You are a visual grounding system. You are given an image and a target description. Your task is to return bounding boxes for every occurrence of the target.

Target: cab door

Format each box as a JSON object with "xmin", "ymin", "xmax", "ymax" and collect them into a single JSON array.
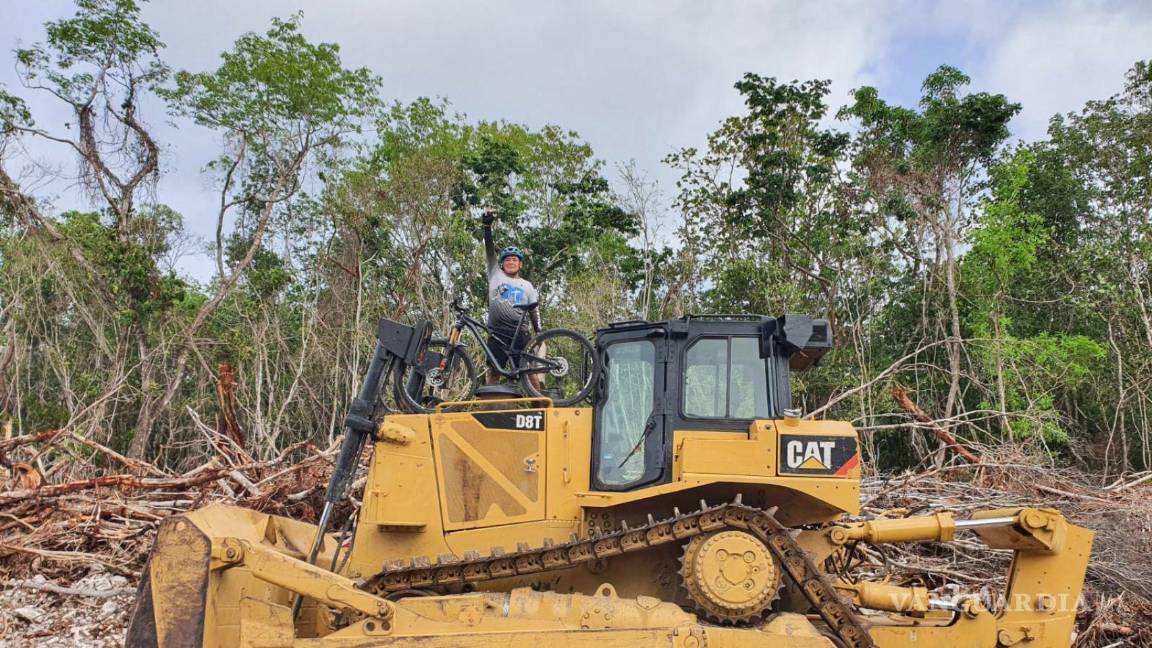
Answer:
[{"xmin": 591, "ymin": 324, "xmax": 669, "ymax": 491}]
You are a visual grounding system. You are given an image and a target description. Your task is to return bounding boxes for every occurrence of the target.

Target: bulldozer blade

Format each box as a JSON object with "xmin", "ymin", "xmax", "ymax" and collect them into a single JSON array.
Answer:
[{"xmin": 126, "ymin": 514, "xmax": 211, "ymax": 647}]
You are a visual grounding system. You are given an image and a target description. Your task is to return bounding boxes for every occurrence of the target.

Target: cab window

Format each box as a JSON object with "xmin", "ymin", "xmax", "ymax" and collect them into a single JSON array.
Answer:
[
  {"xmin": 684, "ymin": 336, "xmax": 770, "ymax": 419},
  {"xmin": 684, "ymin": 338, "xmax": 727, "ymax": 417},
  {"xmin": 596, "ymin": 340, "xmax": 655, "ymax": 487}
]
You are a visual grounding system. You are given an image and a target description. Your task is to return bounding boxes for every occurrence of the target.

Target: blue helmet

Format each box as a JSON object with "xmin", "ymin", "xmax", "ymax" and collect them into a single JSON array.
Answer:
[{"xmin": 500, "ymin": 246, "xmax": 524, "ymax": 263}]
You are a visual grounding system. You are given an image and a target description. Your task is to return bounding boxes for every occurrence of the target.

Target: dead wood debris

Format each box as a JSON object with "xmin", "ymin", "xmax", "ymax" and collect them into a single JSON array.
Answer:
[
  {"xmin": 860, "ymin": 457, "xmax": 1152, "ymax": 647},
  {"xmin": 1, "ymin": 430, "xmax": 340, "ymax": 582}
]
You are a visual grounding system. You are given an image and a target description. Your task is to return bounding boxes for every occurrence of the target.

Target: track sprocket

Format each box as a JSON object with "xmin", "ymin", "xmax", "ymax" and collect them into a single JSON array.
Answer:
[{"xmin": 680, "ymin": 529, "xmax": 782, "ymax": 624}]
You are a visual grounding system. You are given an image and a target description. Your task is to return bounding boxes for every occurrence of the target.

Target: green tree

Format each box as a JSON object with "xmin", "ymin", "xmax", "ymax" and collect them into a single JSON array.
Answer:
[
  {"xmin": 333, "ymin": 98, "xmax": 637, "ymax": 328},
  {"xmin": 666, "ymin": 75, "xmax": 868, "ymax": 323},
  {"xmin": 0, "ymin": 0, "xmax": 187, "ymax": 448},
  {"xmin": 1038, "ymin": 61, "xmax": 1152, "ymax": 472},
  {"xmin": 841, "ymin": 65, "xmax": 1020, "ymax": 420},
  {"xmin": 124, "ymin": 13, "xmax": 382, "ymax": 456},
  {"xmin": 3, "ymin": 0, "xmax": 166, "ymax": 237},
  {"xmin": 962, "ymin": 148, "xmax": 1104, "ymax": 442}
]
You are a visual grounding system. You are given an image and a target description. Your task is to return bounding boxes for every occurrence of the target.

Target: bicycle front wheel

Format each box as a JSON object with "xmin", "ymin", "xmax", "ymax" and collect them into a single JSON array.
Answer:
[
  {"xmin": 518, "ymin": 328, "xmax": 599, "ymax": 406},
  {"xmin": 394, "ymin": 340, "xmax": 479, "ymax": 414}
]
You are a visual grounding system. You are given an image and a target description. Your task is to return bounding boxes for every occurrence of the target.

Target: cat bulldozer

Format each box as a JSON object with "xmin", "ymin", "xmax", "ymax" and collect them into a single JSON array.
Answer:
[{"xmin": 126, "ymin": 314, "xmax": 1094, "ymax": 648}]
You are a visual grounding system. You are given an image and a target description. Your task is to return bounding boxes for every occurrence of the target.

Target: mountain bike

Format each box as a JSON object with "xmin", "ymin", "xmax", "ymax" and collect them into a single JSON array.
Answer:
[{"xmin": 394, "ymin": 300, "xmax": 599, "ymax": 413}]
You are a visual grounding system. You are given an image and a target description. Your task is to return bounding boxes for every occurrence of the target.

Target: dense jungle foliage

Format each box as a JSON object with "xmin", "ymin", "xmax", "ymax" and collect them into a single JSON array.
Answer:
[{"xmin": 2, "ymin": 0, "xmax": 1151, "ymax": 475}]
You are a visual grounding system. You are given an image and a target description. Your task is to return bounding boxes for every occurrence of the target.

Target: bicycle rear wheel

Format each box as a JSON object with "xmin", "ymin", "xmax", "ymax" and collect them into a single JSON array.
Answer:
[
  {"xmin": 518, "ymin": 328, "xmax": 599, "ymax": 406},
  {"xmin": 394, "ymin": 339, "xmax": 479, "ymax": 414}
]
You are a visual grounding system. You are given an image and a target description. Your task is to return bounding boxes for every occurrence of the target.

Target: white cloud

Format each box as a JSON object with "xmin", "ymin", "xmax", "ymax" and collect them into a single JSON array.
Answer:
[
  {"xmin": 12, "ymin": 1, "xmax": 1146, "ymax": 278},
  {"xmin": 144, "ymin": 0, "xmax": 894, "ymax": 176},
  {"xmin": 3, "ymin": 1, "xmax": 900, "ymax": 279},
  {"xmin": 979, "ymin": 1, "xmax": 1152, "ymax": 139}
]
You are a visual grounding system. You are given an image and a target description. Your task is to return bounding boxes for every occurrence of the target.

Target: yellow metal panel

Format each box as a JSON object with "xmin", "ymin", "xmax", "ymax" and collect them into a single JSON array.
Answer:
[
  {"xmin": 438, "ymin": 432, "xmax": 530, "ymax": 518},
  {"xmin": 144, "ymin": 505, "xmax": 343, "ymax": 648},
  {"xmin": 675, "ymin": 430, "xmax": 773, "ymax": 479},
  {"xmin": 544, "ymin": 407, "xmax": 594, "ymax": 523},
  {"xmin": 347, "ymin": 414, "xmax": 453, "ymax": 579},
  {"xmin": 240, "ymin": 588, "xmax": 839, "ymax": 647},
  {"xmin": 146, "ymin": 517, "xmax": 212, "ymax": 647},
  {"xmin": 774, "ymin": 418, "xmax": 862, "ymax": 478},
  {"xmin": 709, "ymin": 613, "xmax": 834, "ymax": 647},
  {"xmin": 365, "ymin": 452, "xmax": 436, "ymax": 530},
  {"xmin": 431, "ymin": 410, "xmax": 545, "ymax": 531},
  {"xmin": 237, "ymin": 598, "xmax": 295, "ymax": 647},
  {"xmin": 774, "ymin": 419, "xmax": 860, "ymax": 437},
  {"xmin": 444, "ymin": 519, "xmax": 582, "ymax": 558},
  {"xmin": 867, "ymin": 613, "xmax": 998, "ymax": 646},
  {"xmin": 997, "ymin": 523, "xmax": 1093, "ymax": 647}
]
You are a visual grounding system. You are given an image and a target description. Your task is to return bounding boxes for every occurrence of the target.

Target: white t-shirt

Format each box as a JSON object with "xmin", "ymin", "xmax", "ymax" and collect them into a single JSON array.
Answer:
[{"xmin": 484, "ymin": 226, "xmax": 540, "ymax": 336}]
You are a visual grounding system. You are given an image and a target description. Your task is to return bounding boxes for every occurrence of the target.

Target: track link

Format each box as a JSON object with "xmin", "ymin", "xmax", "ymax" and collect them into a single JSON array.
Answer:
[{"xmin": 361, "ymin": 497, "xmax": 874, "ymax": 648}]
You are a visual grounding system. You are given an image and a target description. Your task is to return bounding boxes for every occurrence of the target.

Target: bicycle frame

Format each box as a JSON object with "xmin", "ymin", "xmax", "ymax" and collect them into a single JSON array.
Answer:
[{"xmin": 442, "ymin": 307, "xmax": 557, "ymax": 380}]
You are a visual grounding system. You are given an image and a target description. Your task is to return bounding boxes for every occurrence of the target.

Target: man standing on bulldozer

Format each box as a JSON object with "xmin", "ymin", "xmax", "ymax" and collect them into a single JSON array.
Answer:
[{"xmin": 483, "ymin": 208, "xmax": 542, "ymax": 387}]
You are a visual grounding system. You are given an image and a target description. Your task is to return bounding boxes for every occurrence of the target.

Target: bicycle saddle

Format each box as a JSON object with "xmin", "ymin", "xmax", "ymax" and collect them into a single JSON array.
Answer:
[{"xmin": 513, "ymin": 302, "xmax": 539, "ymax": 311}]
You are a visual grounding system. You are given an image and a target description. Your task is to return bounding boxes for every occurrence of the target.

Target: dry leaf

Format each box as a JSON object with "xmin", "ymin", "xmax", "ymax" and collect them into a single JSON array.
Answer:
[{"xmin": 13, "ymin": 463, "xmax": 43, "ymax": 490}]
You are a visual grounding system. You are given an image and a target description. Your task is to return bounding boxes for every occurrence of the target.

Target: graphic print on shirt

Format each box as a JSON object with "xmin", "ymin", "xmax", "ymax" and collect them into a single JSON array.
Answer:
[{"xmin": 500, "ymin": 284, "xmax": 527, "ymax": 305}]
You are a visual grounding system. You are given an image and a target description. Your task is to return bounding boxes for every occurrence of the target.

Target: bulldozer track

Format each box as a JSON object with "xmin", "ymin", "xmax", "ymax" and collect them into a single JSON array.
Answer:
[{"xmin": 361, "ymin": 498, "xmax": 875, "ymax": 648}]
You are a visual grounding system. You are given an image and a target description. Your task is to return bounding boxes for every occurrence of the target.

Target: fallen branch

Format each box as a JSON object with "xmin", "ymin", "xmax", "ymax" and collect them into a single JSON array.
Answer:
[
  {"xmin": 1107, "ymin": 471, "xmax": 1152, "ymax": 492},
  {"xmin": 0, "ymin": 468, "xmax": 230, "ymax": 506},
  {"xmin": 1035, "ymin": 484, "xmax": 1115, "ymax": 504},
  {"xmin": 64, "ymin": 432, "xmax": 167, "ymax": 477},
  {"xmin": 0, "ymin": 429, "xmax": 65, "ymax": 454},
  {"xmin": 891, "ymin": 384, "xmax": 981, "ymax": 464},
  {"xmin": 0, "ymin": 427, "xmax": 341, "ymax": 581},
  {"xmin": 0, "ymin": 543, "xmax": 136, "ymax": 575},
  {"xmin": 13, "ymin": 579, "xmax": 135, "ymax": 599}
]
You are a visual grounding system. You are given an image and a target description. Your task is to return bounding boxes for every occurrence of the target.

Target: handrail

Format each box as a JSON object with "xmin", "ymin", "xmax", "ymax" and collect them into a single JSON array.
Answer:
[
  {"xmin": 434, "ymin": 395, "xmax": 555, "ymax": 412},
  {"xmin": 606, "ymin": 319, "xmax": 651, "ymax": 328},
  {"xmin": 684, "ymin": 313, "xmax": 762, "ymax": 321}
]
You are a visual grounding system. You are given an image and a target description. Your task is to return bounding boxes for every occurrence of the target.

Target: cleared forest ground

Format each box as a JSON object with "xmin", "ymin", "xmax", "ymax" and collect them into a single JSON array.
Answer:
[{"xmin": 1, "ymin": 433, "xmax": 1148, "ymax": 647}]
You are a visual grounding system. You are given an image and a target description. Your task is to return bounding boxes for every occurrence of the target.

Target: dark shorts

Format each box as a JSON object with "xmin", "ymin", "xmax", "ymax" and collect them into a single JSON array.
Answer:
[{"xmin": 488, "ymin": 328, "xmax": 530, "ymax": 369}]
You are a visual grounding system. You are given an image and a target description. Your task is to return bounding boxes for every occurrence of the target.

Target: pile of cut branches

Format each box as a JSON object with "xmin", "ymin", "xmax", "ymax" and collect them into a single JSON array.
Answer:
[
  {"xmin": 860, "ymin": 455, "xmax": 1152, "ymax": 647},
  {"xmin": 0, "ymin": 429, "xmax": 339, "ymax": 579}
]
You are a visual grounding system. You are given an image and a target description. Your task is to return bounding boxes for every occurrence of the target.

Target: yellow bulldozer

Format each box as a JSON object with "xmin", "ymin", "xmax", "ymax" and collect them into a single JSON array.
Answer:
[{"xmin": 125, "ymin": 314, "xmax": 1093, "ymax": 648}]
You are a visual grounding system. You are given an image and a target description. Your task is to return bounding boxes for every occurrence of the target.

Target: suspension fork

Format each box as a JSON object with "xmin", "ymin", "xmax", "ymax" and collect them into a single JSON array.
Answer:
[{"xmin": 438, "ymin": 325, "xmax": 464, "ymax": 370}]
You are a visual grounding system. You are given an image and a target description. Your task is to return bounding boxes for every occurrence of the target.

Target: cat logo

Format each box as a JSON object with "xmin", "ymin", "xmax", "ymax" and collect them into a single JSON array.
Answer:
[
  {"xmin": 779, "ymin": 434, "xmax": 859, "ymax": 476},
  {"xmin": 786, "ymin": 440, "xmax": 835, "ymax": 470}
]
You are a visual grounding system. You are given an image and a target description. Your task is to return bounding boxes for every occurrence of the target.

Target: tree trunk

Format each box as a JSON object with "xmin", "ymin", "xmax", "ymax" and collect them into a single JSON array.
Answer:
[
  {"xmin": 127, "ymin": 165, "xmax": 297, "ymax": 458},
  {"xmin": 215, "ymin": 362, "xmax": 244, "ymax": 451},
  {"xmin": 992, "ymin": 300, "xmax": 1011, "ymax": 439},
  {"xmin": 942, "ymin": 215, "xmax": 963, "ymax": 420}
]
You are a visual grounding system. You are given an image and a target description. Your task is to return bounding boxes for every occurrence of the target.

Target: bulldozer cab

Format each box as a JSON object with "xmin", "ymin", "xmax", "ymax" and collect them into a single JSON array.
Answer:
[{"xmin": 591, "ymin": 314, "xmax": 831, "ymax": 492}]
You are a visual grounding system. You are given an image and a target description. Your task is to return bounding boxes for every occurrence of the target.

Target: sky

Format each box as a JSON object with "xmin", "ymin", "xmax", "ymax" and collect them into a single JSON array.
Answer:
[{"xmin": 2, "ymin": 0, "xmax": 1150, "ymax": 280}]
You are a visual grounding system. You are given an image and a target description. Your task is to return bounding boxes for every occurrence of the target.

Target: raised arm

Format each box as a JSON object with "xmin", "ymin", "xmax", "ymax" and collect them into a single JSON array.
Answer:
[{"xmin": 482, "ymin": 209, "xmax": 498, "ymax": 273}]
